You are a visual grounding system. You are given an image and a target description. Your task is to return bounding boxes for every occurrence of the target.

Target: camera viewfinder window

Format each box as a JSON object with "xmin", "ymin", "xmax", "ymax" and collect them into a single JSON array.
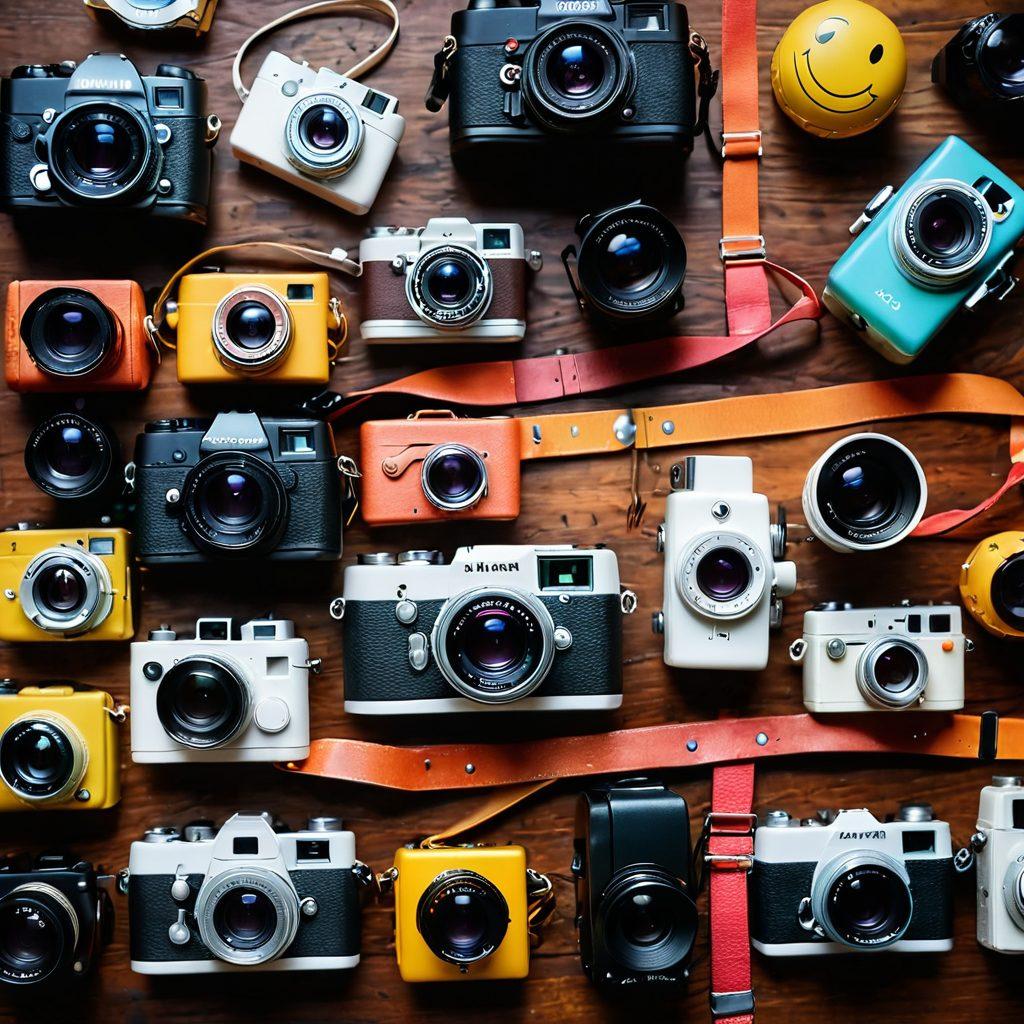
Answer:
[
  {"xmin": 362, "ymin": 90, "xmax": 390, "ymax": 115},
  {"xmin": 902, "ymin": 830, "xmax": 936, "ymax": 855},
  {"xmin": 286, "ymin": 284, "xmax": 315, "ymax": 302},
  {"xmin": 483, "ymin": 228, "xmax": 511, "ymax": 250},
  {"xmin": 233, "ymin": 836, "xmax": 259, "ymax": 855},
  {"xmin": 88, "ymin": 537, "xmax": 115, "ymax": 555},
  {"xmin": 282, "ymin": 430, "xmax": 314, "ymax": 454},
  {"xmin": 538, "ymin": 556, "xmax": 593, "ymax": 592},
  {"xmin": 155, "ymin": 87, "xmax": 184, "ymax": 109}
]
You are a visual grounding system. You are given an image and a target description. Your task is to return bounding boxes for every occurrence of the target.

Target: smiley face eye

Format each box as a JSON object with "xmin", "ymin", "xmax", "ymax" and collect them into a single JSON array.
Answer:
[
  {"xmin": 870, "ymin": 43, "xmax": 884, "ymax": 63},
  {"xmin": 814, "ymin": 17, "xmax": 847, "ymax": 44}
]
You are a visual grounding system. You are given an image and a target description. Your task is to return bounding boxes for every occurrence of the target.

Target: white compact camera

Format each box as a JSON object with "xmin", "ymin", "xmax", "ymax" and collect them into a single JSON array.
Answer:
[
  {"xmin": 127, "ymin": 812, "xmax": 364, "ymax": 974},
  {"xmin": 971, "ymin": 776, "xmax": 1024, "ymax": 954},
  {"xmin": 790, "ymin": 602, "xmax": 969, "ymax": 713},
  {"xmin": 653, "ymin": 456, "xmax": 796, "ymax": 670},
  {"xmin": 129, "ymin": 617, "xmax": 316, "ymax": 763},
  {"xmin": 230, "ymin": 51, "xmax": 405, "ymax": 215}
]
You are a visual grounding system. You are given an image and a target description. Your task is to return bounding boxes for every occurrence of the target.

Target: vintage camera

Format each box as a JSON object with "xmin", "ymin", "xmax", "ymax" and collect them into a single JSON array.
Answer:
[
  {"xmin": 359, "ymin": 411, "xmax": 520, "ymax": 526},
  {"xmin": 130, "ymin": 617, "xmax": 315, "ymax": 764},
  {"xmin": 653, "ymin": 456, "xmax": 796, "ymax": 671},
  {"xmin": 960, "ymin": 530, "xmax": 1024, "ymax": 639},
  {"xmin": 823, "ymin": 136, "xmax": 1024, "ymax": 364},
  {"xmin": 84, "ymin": 0, "xmax": 219, "ymax": 34},
  {"xmin": 428, "ymin": 0, "xmax": 700, "ymax": 171},
  {"xmin": 972, "ymin": 776, "xmax": 1024, "ymax": 953},
  {"xmin": 358, "ymin": 218, "xmax": 541, "ymax": 343},
  {"xmin": 127, "ymin": 812, "xmax": 363, "ymax": 974},
  {"xmin": 0, "ymin": 525, "xmax": 134, "ymax": 642},
  {"xmin": 803, "ymin": 433, "xmax": 927, "ymax": 554},
  {"xmin": 790, "ymin": 602, "xmax": 968, "ymax": 713},
  {"xmin": 392, "ymin": 844, "xmax": 534, "ymax": 981},
  {"xmin": 562, "ymin": 201, "xmax": 686, "ymax": 327},
  {"xmin": 751, "ymin": 803, "xmax": 955, "ymax": 956},
  {"xmin": 0, "ymin": 682, "xmax": 120, "ymax": 810},
  {"xmin": 573, "ymin": 778, "xmax": 697, "ymax": 987},
  {"xmin": 169, "ymin": 272, "xmax": 340, "ymax": 385},
  {"xmin": 933, "ymin": 14, "xmax": 1024, "ymax": 111},
  {"xmin": 25, "ymin": 411, "xmax": 121, "ymax": 507},
  {"xmin": 5, "ymin": 280, "xmax": 152, "ymax": 393},
  {"xmin": 130, "ymin": 412, "xmax": 342, "ymax": 565},
  {"xmin": 0, "ymin": 853, "xmax": 112, "ymax": 986},
  {"xmin": 0, "ymin": 53, "xmax": 217, "ymax": 225},
  {"xmin": 230, "ymin": 51, "xmax": 404, "ymax": 216},
  {"xmin": 337, "ymin": 544, "xmax": 633, "ymax": 714}
]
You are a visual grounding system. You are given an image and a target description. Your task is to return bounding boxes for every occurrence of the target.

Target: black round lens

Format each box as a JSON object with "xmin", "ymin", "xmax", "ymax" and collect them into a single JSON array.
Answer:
[
  {"xmin": 462, "ymin": 608, "xmax": 528, "ymax": 673},
  {"xmin": 156, "ymin": 659, "xmax": 249, "ymax": 748},
  {"xmin": 68, "ymin": 117, "xmax": 133, "ymax": 178},
  {"xmin": 417, "ymin": 872, "xmax": 509, "ymax": 965},
  {"xmin": 0, "ymin": 720, "xmax": 75, "ymax": 798},
  {"xmin": 435, "ymin": 891, "xmax": 488, "ymax": 953},
  {"xmin": 620, "ymin": 892, "xmax": 671, "ymax": 946},
  {"xmin": 203, "ymin": 470, "xmax": 263, "ymax": 526},
  {"xmin": 45, "ymin": 304, "xmax": 101, "ymax": 358},
  {"xmin": 225, "ymin": 301, "xmax": 277, "ymax": 351},
  {"xmin": 991, "ymin": 552, "xmax": 1024, "ymax": 629},
  {"xmin": 23, "ymin": 289, "xmax": 116, "ymax": 379},
  {"xmin": 34, "ymin": 565, "xmax": 86, "ymax": 615},
  {"xmin": 425, "ymin": 260, "xmax": 473, "ymax": 307},
  {"xmin": 833, "ymin": 456, "xmax": 897, "ymax": 525},
  {"xmin": 213, "ymin": 889, "xmax": 277, "ymax": 951},
  {"xmin": 425, "ymin": 451, "xmax": 483, "ymax": 504},
  {"xmin": 917, "ymin": 195, "xmax": 970, "ymax": 256},
  {"xmin": 828, "ymin": 865, "xmax": 912, "ymax": 946},
  {"xmin": 299, "ymin": 105, "xmax": 349, "ymax": 152},
  {"xmin": 546, "ymin": 39, "xmax": 606, "ymax": 97},
  {"xmin": 598, "ymin": 224, "xmax": 664, "ymax": 294},
  {"xmin": 42, "ymin": 425, "xmax": 96, "ymax": 479},
  {"xmin": 872, "ymin": 644, "xmax": 919, "ymax": 694},
  {"xmin": 26, "ymin": 414, "xmax": 115, "ymax": 503},
  {"xmin": 0, "ymin": 901, "xmax": 62, "ymax": 981},
  {"xmin": 982, "ymin": 15, "xmax": 1024, "ymax": 87},
  {"xmin": 696, "ymin": 547, "xmax": 751, "ymax": 601}
]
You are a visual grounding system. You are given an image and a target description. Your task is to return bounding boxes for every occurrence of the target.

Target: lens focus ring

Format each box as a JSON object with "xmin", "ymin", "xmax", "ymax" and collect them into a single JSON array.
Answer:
[
  {"xmin": 420, "ymin": 444, "xmax": 488, "ymax": 512},
  {"xmin": 677, "ymin": 531, "xmax": 767, "ymax": 620},
  {"xmin": 212, "ymin": 286, "xmax": 293, "ymax": 373},
  {"xmin": 415, "ymin": 869, "xmax": 510, "ymax": 966},
  {"xmin": 856, "ymin": 637, "xmax": 928, "ymax": 709}
]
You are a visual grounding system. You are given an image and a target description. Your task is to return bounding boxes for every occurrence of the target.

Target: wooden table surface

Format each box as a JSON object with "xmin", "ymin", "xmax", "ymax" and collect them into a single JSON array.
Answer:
[{"xmin": 2, "ymin": 0, "xmax": 1024, "ymax": 1020}]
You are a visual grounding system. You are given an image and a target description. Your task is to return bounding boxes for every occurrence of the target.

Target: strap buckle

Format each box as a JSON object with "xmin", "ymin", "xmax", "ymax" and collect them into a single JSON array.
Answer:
[
  {"xmin": 720, "ymin": 129, "xmax": 762, "ymax": 159},
  {"xmin": 719, "ymin": 234, "xmax": 767, "ymax": 263},
  {"xmin": 695, "ymin": 812, "xmax": 756, "ymax": 890},
  {"xmin": 711, "ymin": 990, "xmax": 756, "ymax": 1020}
]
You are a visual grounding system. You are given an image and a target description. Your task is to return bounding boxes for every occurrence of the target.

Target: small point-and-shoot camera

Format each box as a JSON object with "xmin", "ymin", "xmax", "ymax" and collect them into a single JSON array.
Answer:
[{"xmin": 973, "ymin": 775, "xmax": 1024, "ymax": 953}]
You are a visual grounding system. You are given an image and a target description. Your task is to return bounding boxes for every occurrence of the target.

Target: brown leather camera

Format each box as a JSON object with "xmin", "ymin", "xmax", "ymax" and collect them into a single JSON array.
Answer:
[
  {"xmin": 359, "ymin": 411, "xmax": 522, "ymax": 525},
  {"xmin": 5, "ymin": 280, "xmax": 153, "ymax": 393}
]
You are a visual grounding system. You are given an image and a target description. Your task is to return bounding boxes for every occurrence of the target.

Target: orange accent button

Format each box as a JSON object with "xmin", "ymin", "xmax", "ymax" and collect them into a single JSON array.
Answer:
[{"xmin": 942, "ymin": 640, "xmax": 955, "ymax": 652}]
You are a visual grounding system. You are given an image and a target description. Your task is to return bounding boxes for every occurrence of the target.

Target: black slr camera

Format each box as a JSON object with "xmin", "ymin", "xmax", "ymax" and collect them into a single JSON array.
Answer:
[
  {"xmin": 130, "ymin": 411, "xmax": 342, "ymax": 565},
  {"xmin": 573, "ymin": 778, "xmax": 698, "ymax": 987},
  {"xmin": 0, "ymin": 853, "xmax": 112, "ymax": 988},
  {"xmin": 933, "ymin": 13, "xmax": 1024, "ymax": 111},
  {"xmin": 0, "ymin": 52, "xmax": 218, "ymax": 225},
  {"xmin": 427, "ymin": 0, "xmax": 710, "ymax": 172}
]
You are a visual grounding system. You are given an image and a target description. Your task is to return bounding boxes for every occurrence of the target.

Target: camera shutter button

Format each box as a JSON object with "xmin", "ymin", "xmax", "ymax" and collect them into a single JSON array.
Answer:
[
  {"xmin": 255, "ymin": 698, "xmax": 290, "ymax": 733},
  {"xmin": 395, "ymin": 599, "xmax": 418, "ymax": 625}
]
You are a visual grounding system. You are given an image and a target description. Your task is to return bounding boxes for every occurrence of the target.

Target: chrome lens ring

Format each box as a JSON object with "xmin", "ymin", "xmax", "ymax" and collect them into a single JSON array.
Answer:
[
  {"xmin": 103, "ymin": 0, "xmax": 203, "ymax": 30},
  {"xmin": 1002, "ymin": 858, "xmax": 1024, "ymax": 929},
  {"xmin": 155, "ymin": 653, "xmax": 253, "ymax": 749},
  {"xmin": 195, "ymin": 866, "xmax": 299, "ymax": 966},
  {"xmin": 0, "ymin": 712, "xmax": 88, "ymax": 805},
  {"xmin": 0, "ymin": 883, "xmax": 79, "ymax": 985},
  {"xmin": 18, "ymin": 545, "xmax": 113, "ymax": 636},
  {"xmin": 420, "ymin": 444, "xmax": 489, "ymax": 512},
  {"xmin": 284, "ymin": 93, "xmax": 363, "ymax": 179},
  {"xmin": 856, "ymin": 637, "xmax": 929, "ymax": 709},
  {"xmin": 212, "ymin": 286, "xmax": 294, "ymax": 374},
  {"xmin": 677, "ymin": 531, "xmax": 767, "ymax": 620},
  {"xmin": 406, "ymin": 245, "xmax": 493, "ymax": 330}
]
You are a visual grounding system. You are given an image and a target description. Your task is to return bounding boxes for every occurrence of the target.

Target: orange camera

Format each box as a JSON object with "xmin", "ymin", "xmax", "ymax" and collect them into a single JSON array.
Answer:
[
  {"xmin": 5, "ymin": 280, "xmax": 153, "ymax": 393},
  {"xmin": 359, "ymin": 411, "xmax": 521, "ymax": 526}
]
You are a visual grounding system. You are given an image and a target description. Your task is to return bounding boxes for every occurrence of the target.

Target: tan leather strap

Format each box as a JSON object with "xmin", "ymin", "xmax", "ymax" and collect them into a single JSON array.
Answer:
[
  {"xmin": 281, "ymin": 710, "xmax": 1013, "ymax": 791},
  {"xmin": 421, "ymin": 781, "xmax": 554, "ymax": 848},
  {"xmin": 232, "ymin": 0, "xmax": 400, "ymax": 102}
]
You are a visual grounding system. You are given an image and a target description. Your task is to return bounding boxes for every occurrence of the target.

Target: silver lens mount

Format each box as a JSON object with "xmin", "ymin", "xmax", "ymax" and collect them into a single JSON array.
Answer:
[
  {"xmin": 284, "ymin": 93, "xmax": 363, "ymax": 179},
  {"xmin": 420, "ymin": 444, "xmax": 489, "ymax": 512},
  {"xmin": 856, "ymin": 637, "xmax": 928, "ymax": 709},
  {"xmin": 211, "ymin": 285, "xmax": 293, "ymax": 374},
  {"xmin": 406, "ymin": 245, "xmax": 493, "ymax": 330},
  {"xmin": 677, "ymin": 531, "xmax": 767, "ymax": 620},
  {"xmin": 18, "ymin": 545, "xmax": 113, "ymax": 636}
]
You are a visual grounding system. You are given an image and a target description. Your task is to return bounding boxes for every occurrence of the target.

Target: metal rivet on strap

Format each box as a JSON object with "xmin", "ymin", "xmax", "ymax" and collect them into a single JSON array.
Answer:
[
  {"xmin": 755, "ymin": 732, "xmax": 769, "ymax": 746},
  {"xmin": 662, "ymin": 420, "xmax": 675, "ymax": 435},
  {"xmin": 465, "ymin": 763, "xmax": 476, "ymax": 775},
  {"xmin": 686, "ymin": 739, "xmax": 698, "ymax": 752}
]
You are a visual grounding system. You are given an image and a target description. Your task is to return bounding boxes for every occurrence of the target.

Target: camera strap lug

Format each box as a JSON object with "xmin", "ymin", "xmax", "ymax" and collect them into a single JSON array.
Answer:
[
  {"xmin": 690, "ymin": 31, "xmax": 719, "ymax": 138},
  {"xmin": 327, "ymin": 296, "xmax": 349, "ymax": 363},
  {"xmin": 559, "ymin": 245, "xmax": 586, "ymax": 313},
  {"xmin": 116, "ymin": 868, "xmax": 130, "ymax": 896},
  {"xmin": 122, "ymin": 462, "xmax": 137, "ymax": 497},
  {"xmin": 337, "ymin": 455, "xmax": 362, "ymax": 527},
  {"xmin": 329, "ymin": 597, "xmax": 345, "ymax": 621},
  {"xmin": 425, "ymin": 35, "xmax": 458, "ymax": 112},
  {"xmin": 104, "ymin": 704, "xmax": 130, "ymax": 724},
  {"xmin": 965, "ymin": 250, "xmax": 1019, "ymax": 312},
  {"xmin": 526, "ymin": 869, "xmax": 556, "ymax": 948},
  {"xmin": 205, "ymin": 114, "xmax": 221, "ymax": 146}
]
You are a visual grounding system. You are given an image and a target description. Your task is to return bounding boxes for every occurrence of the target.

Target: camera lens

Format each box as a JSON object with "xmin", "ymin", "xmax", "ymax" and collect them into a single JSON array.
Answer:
[
  {"xmin": 858, "ymin": 638, "xmax": 927, "ymax": 709},
  {"xmin": 69, "ymin": 117, "xmax": 132, "ymax": 179},
  {"xmin": 820, "ymin": 861, "xmax": 913, "ymax": 948},
  {"xmin": 22, "ymin": 289, "xmax": 118, "ymax": 378},
  {"xmin": 695, "ymin": 547, "xmax": 751, "ymax": 602},
  {"xmin": 992, "ymin": 552, "xmax": 1024, "ymax": 630},
  {"xmin": 416, "ymin": 870, "xmax": 509, "ymax": 966},
  {"xmin": 546, "ymin": 39, "xmax": 606, "ymax": 98},
  {"xmin": 156, "ymin": 657, "xmax": 251, "ymax": 748},
  {"xmin": 421, "ymin": 444, "xmax": 488, "ymax": 512},
  {"xmin": 212, "ymin": 286, "xmax": 292, "ymax": 373},
  {"xmin": 435, "ymin": 590, "xmax": 554, "ymax": 703},
  {"xmin": 19, "ymin": 547, "xmax": 113, "ymax": 637},
  {"xmin": 26, "ymin": 413, "xmax": 117, "ymax": 503},
  {"xmin": 285, "ymin": 93, "xmax": 362, "ymax": 179},
  {"xmin": 425, "ymin": 260, "xmax": 473, "ymax": 307},
  {"xmin": 213, "ymin": 888, "xmax": 278, "ymax": 951},
  {"xmin": 804, "ymin": 434, "xmax": 927, "ymax": 553},
  {"xmin": 598, "ymin": 225, "xmax": 663, "ymax": 294},
  {"xmin": 0, "ymin": 888, "xmax": 76, "ymax": 985},
  {"xmin": 896, "ymin": 182, "xmax": 990, "ymax": 283},
  {"xmin": 226, "ymin": 302, "xmax": 277, "ymax": 351},
  {"xmin": 916, "ymin": 194, "xmax": 971, "ymax": 257},
  {"xmin": 204, "ymin": 470, "xmax": 262, "ymax": 524},
  {"xmin": 35, "ymin": 565, "xmax": 85, "ymax": 614},
  {"xmin": 299, "ymin": 104, "xmax": 349, "ymax": 152},
  {"xmin": 408, "ymin": 246, "xmax": 492, "ymax": 329},
  {"xmin": 981, "ymin": 15, "xmax": 1024, "ymax": 92},
  {"xmin": 0, "ymin": 716, "xmax": 85, "ymax": 804}
]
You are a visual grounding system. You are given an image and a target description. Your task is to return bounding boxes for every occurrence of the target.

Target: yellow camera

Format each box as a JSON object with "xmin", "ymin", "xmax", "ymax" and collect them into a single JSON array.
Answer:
[
  {"xmin": 0, "ymin": 526, "xmax": 135, "ymax": 642},
  {"xmin": 392, "ymin": 845, "xmax": 532, "ymax": 982},
  {"xmin": 960, "ymin": 531, "xmax": 1024, "ymax": 639},
  {"xmin": 0, "ymin": 683, "xmax": 121, "ymax": 810},
  {"xmin": 169, "ymin": 272, "xmax": 340, "ymax": 385}
]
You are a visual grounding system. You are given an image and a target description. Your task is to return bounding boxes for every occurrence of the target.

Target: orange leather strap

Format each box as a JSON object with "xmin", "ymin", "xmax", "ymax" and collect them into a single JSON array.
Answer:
[{"xmin": 281, "ymin": 710, "xmax": 1015, "ymax": 791}]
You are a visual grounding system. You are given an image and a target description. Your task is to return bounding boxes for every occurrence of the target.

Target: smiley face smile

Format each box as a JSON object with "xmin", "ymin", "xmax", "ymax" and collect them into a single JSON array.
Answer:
[{"xmin": 794, "ymin": 49, "xmax": 878, "ymax": 113}]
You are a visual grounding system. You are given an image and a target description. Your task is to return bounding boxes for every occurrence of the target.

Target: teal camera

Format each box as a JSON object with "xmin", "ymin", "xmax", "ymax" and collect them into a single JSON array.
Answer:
[{"xmin": 823, "ymin": 136, "xmax": 1024, "ymax": 364}]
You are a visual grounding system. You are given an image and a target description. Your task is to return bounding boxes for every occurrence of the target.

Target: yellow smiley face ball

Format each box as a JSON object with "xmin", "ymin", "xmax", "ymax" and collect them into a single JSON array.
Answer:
[{"xmin": 771, "ymin": 0, "xmax": 907, "ymax": 139}]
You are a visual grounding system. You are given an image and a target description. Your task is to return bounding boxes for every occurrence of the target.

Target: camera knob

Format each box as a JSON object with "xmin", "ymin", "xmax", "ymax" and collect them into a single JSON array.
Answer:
[
  {"xmin": 183, "ymin": 822, "xmax": 216, "ymax": 842},
  {"xmin": 168, "ymin": 910, "xmax": 191, "ymax": 946},
  {"xmin": 147, "ymin": 625, "xmax": 176, "ymax": 641},
  {"xmin": 254, "ymin": 698, "xmax": 290, "ymax": 734},
  {"xmin": 307, "ymin": 816, "xmax": 344, "ymax": 833},
  {"xmin": 897, "ymin": 802, "xmax": 934, "ymax": 823},
  {"xmin": 156, "ymin": 64, "xmax": 195, "ymax": 80},
  {"xmin": 765, "ymin": 810, "xmax": 791, "ymax": 828}
]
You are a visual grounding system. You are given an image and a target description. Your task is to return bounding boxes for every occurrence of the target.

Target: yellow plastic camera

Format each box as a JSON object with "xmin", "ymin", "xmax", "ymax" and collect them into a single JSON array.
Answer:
[
  {"xmin": 0, "ymin": 526, "xmax": 135, "ymax": 642},
  {"xmin": 169, "ymin": 272, "xmax": 339, "ymax": 385},
  {"xmin": 960, "ymin": 531, "xmax": 1024, "ymax": 639},
  {"xmin": 392, "ymin": 845, "xmax": 531, "ymax": 982},
  {"xmin": 0, "ymin": 683, "xmax": 121, "ymax": 810}
]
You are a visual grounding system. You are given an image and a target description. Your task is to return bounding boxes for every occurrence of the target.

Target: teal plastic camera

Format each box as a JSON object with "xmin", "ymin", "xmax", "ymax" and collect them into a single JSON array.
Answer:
[{"xmin": 823, "ymin": 136, "xmax": 1024, "ymax": 364}]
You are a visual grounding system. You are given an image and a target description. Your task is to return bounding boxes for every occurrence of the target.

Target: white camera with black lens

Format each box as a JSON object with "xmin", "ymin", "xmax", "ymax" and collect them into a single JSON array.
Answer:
[
  {"xmin": 653, "ymin": 456, "xmax": 796, "ymax": 670},
  {"xmin": 127, "ymin": 812, "xmax": 363, "ymax": 974},
  {"xmin": 791, "ymin": 603, "xmax": 968, "ymax": 713},
  {"xmin": 129, "ymin": 617, "xmax": 315, "ymax": 763},
  {"xmin": 973, "ymin": 776, "xmax": 1024, "ymax": 954},
  {"xmin": 230, "ymin": 51, "xmax": 404, "ymax": 215}
]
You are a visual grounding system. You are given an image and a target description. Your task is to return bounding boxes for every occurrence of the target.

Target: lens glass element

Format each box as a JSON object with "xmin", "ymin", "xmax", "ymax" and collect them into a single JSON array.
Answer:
[
  {"xmin": 213, "ymin": 889, "xmax": 278, "ymax": 952},
  {"xmin": 417, "ymin": 871, "xmax": 509, "ymax": 965},
  {"xmin": 68, "ymin": 117, "xmax": 133, "ymax": 179},
  {"xmin": 299, "ymin": 105, "xmax": 349, "ymax": 152},
  {"xmin": 695, "ymin": 547, "xmax": 751, "ymax": 602},
  {"xmin": 42, "ymin": 425, "xmax": 95, "ymax": 479},
  {"xmin": 826, "ymin": 864, "xmax": 912, "ymax": 947},
  {"xmin": 225, "ymin": 302, "xmax": 277, "ymax": 352},
  {"xmin": 991, "ymin": 551, "xmax": 1024, "ymax": 629},
  {"xmin": 916, "ymin": 195, "xmax": 971, "ymax": 258},
  {"xmin": 0, "ymin": 720, "xmax": 75, "ymax": 800},
  {"xmin": 156, "ymin": 658, "xmax": 249, "ymax": 748},
  {"xmin": 982, "ymin": 15, "xmax": 1024, "ymax": 88},
  {"xmin": 424, "ymin": 260, "xmax": 473, "ymax": 308},
  {"xmin": 546, "ymin": 39, "xmax": 606, "ymax": 98},
  {"xmin": 598, "ymin": 226, "xmax": 663, "ymax": 294},
  {"xmin": 34, "ymin": 565, "xmax": 86, "ymax": 616},
  {"xmin": 0, "ymin": 900, "xmax": 62, "ymax": 982},
  {"xmin": 872, "ymin": 643, "xmax": 920, "ymax": 695},
  {"xmin": 202, "ymin": 470, "xmax": 263, "ymax": 526}
]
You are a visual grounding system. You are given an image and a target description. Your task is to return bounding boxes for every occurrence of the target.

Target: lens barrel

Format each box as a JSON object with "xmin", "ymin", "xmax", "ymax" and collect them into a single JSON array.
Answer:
[
  {"xmin": 0, "ymin": 713, "xmax": 87, "ymax": 804},
  {"xmin": 25, "ymin": 412, "xmax": 118, "ymax": 502},
  {"xmin": 18, "ymin": 546, "xmax": 114, "ymax": 637},
  {"xmin": 155, "ymin": 655, "xmax": 252, "ymax": 748},
  {"xmin": 407, "ymin": 245, "xmax": 493, "ymax": 330},
  {"xmin": 21, "ymin": 288, "xmax": 120, "ymax": 379},
  {"xmin": 416, "ymin": 869, "xmax": 510, "ymax": 966},
  {"xmin": 212, "ymin": 286, "xmax": 294, "ymax": 374},
  {"xmin": 284, "ymin": 93, "xmax": 363, "ymax": 179},
  {"xmin": 812, "ymin": 854, "xmax": 913, "ymax": 949},
  {"xmin": 420, "ymin": 444, "xmax": 488, "ymax": 512},
  {"xmin": 0, "ymin": 884, "xmax": 79, "ymax": 985},
  {"xmin": 856, "ymin": 637, "xmax": 928, "ymax": 709}
]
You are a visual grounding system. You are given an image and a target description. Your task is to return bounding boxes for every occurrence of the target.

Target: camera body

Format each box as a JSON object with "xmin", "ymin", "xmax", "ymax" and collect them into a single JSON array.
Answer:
[
  {"xmin": 339, "ymin": 544, "xmax": 628, "ymax": 714},
  {"xmin": 573, "ymin": 778, "xmax": 697, "ymax": 987},
  {"xmin": 130, "ymin": 617, "xmax": 312, "ymax": 764},
  {"xmin": 960, "ymin": 530, "xmax": 1024, "ymax": 639},
  {"xmin": 0, "ymin": 525, "xmax": 134, "ymax": 642},
  {"xmin": 0, "ymin": 852, "xmax": 111, "ymax": 986},
  {"xmin": 392, "ymin": 845, "xmax": 530, "ymax": 982},
  {"xmin": 230, "ymin": 52, "xmax": 404, "ymax": 216},
  {"xmin": 358, "ymin": 219, "xmax": 540, "ymax": 343},
  {"xmin": 5, "ymin": 280, "xmax": 152, "ymax": 392},
  {"xmin": 975, "ymin": 776, "xmax": 1024, "ymax": 953},
  {"xmin": 751, "ymin": 804, "xmax": 955, "ymax": 956},
  {"xmin": 654, "ymin": 456, "xmax": 796, "ymax": 671},
  {"xmin": 933, "ymin": 14, "xmax": 1024, "ymax": 110},
  {"xmin": 438, "ymin": 0, "xmax": 697, "ymax": 169},
  {"xmin": 84, "ymin": 0, "xmax": 219, "ymax": 34},
  {"xmin": 0, "ymin": 683, "xmax": 120, "ymax": 810},
  {"xmin": 792, "ymin": 603, "xmax": 967, "ymax": 713},
  {"xmin": 170, "ymin": 272, "xmax": 336, "ymax": 385},
  {"xmin": 127, "ymin": 812, "xmax": 361, "ymax": 974},
  {"xmin": 359, "ymin": 411, "xmax": 521, "ymax": 525},
  {"xmin": 0, "ymin": 53, "xmax": 216, "ymax": 224},
  {"xmin": 131, "ymin": 412, "xmax": 342, "ymax": 565},
  {"xmin": 823, "ymin": 136, "xmax": 1024, "ymax": 364}
]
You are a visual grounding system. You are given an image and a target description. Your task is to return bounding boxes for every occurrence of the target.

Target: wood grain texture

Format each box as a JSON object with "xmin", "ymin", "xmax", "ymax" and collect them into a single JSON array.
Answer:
[{"xmin": 1, "ymin": 0, "xmax": 1023, "ymax": 1020}]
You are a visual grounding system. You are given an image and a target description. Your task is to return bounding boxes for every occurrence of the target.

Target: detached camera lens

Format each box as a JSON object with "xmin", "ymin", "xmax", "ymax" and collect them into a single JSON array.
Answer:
[
  {"xmin": 26, "ymin": 413, "xmax": 117, "ymax": 502},
  {"xmin": 417, "ymin": 870, "xmax": 509, "ymax": 965},
  {"xmin": 981, "ymin": 15, "xmax": 1024, "ymax": 93},
  {"xmin": 992, "ymin": 552, "xmax": 1024, "ymax": 630}
]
